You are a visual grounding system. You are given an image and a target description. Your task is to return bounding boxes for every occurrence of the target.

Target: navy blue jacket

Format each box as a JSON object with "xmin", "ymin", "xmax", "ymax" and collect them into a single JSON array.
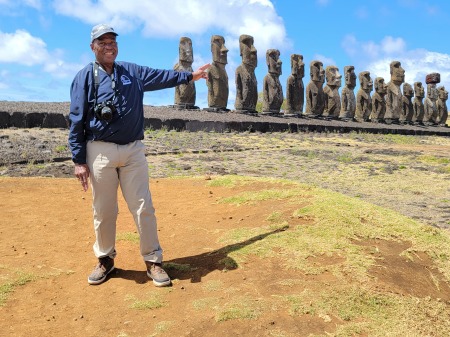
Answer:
[{"xmin": 69, "ymin": 61, "xmax": 192, "ymax": 164}]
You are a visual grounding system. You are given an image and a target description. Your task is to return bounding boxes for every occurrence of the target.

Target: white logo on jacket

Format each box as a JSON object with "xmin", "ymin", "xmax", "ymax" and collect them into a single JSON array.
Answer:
[{"xmin": 121, "ymin": 75, "xmax": 131, "ymax": 85}]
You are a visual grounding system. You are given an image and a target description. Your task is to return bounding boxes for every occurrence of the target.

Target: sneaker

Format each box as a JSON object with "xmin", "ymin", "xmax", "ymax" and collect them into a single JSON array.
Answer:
[
  {"xmin": 87, "ymin": 256, "xmax": 115, "ymax": 285},
  {"xmin": 146, "ymin": 262, "xmax": 171, "ymax": 287}
]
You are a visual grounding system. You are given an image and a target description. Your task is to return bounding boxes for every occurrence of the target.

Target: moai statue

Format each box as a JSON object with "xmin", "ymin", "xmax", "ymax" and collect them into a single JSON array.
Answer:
[
  {"xmin": 262, "ymin": 49, "xmax": 283, "ymax": 114},
  {"xmin": 436, "ymin": 86, "xmax": 448, "ymax": 127},
  {"xmin": 173, "ymin": 37, "xmax": 197, "ymax": 109},
  {"xmin": 412, "ymin": 82, "xmax": 425, "ymax": 125},
  {"xmin": 206, "ymin": 35, "xmax": 229, "ymax": 112},
  {"xmin": 235, "ymin": 34, "xmax": 258, "ymax": 114},
  {"xmin": 370, "ymin": 77, "xmax": 387, "ymax": 123},
  {"xmin": 423, "ymin": 73, "xmax": 440, "ymax": 126},
  {"xmin": 323, "ymin": 65, "xmax": 342, "ymax": 119},
  {"xmin": 339, "ymin": 66, "xmax": 356, "ymax": 121},
  {"xmin": 385, "ymin": 60, "xmax": 405, "ymax": 124},
  {"xmin": 401, "ymin": 83, "xmax": 414, "ymax": 124},
  {"xmin": 285, "ymin": 54, "xmax": 305, "ymax": 116},
  {"xmin": 355, "ymin": 71, "xmax": 373, "ymax": 122},
  {"xmin": 305, "ymin": 60, "xmax": 325, "ymax": 118}
]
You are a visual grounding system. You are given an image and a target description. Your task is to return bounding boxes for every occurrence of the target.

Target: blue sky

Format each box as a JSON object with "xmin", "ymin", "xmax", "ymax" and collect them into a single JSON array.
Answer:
[{"xmin": 1, "ymin": 0, "xmax": 449, "ymax": 109}]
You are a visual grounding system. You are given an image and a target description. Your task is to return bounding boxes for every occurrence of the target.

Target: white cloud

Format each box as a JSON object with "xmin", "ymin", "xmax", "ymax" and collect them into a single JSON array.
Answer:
[
  {"xmin": 316, "ymin": 0, "xmax": 330, "ymax": 6},
  {"xmin": 313, "ymin": 54, "xmax": 336, "ymax": 68},
  {"xmin": 0, "ymin": 30, "xmax": 49, "ymax": 66},
  {"xmin": 53, "ymin": 0, "xmax": 291, "ymax": 53},
  {"xmin": 342, "ymin": 34, "xmax": 450, "ymax": 91}
]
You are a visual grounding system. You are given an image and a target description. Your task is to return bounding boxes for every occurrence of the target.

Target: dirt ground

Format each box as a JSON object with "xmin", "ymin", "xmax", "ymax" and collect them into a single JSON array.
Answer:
[
  {"xmin": 1, "ymin": 176, "xmax": 450, "ymax": 337},
  {"xmin": 1, "ymin": 128, "xmax": 450, "ymax": 336}
]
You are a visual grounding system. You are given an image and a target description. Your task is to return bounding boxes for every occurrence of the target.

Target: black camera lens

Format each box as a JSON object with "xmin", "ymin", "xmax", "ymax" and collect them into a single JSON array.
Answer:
[{"xmin": 101, "ymin": 106, "xmax": 113, "ymax": 122}]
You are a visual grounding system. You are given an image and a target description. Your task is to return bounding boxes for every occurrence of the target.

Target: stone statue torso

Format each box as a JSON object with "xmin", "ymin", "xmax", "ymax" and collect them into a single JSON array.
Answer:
[
  {"xmin": 423, "ymin": 97, "xmax": 438, "ymax": 124},
  {"xmin": 437, "ymin": 98, "xmax": 448, "ymax": 125},
  {"xmin": 235, "ymin": 64, "xmax": 258, "ymax": 111},
  {"xmin": 401, "ymin": 96, "xmax": 414, "ymax": 123},
  {"xmin": 263, "ymin": 73, "xmax": 283, "ymax": 113},
  {"xmin": 413, "ymin": 97, "xmax": 425, "ymax": 123},
  {"xmin": 323, "ymin": 85, "xmax": 341, "ymax": 118},
  {"xmin": 355, "ymin": 89, "xmax": 371, "ymax": 122},
  {"xmin": 286, "ymin": 74, "xmax": 304, "ymax": 113},
  {"xmin": 305, "ymin": 81, "xmax": 324, "ymax": 116},
  {"xmin": 174, "ymin": 62, "xmax": 195, "ymax": 105},
  {"xmin": 385, "ymin": 82, "xmax": 402, "ymax": 120},
  {"xmin": 339, "ymin": 86, "xmax": 356, "ymax": 119},
  {"xmin": 370, "ymin": 92, "xmax": 386, "ymax": 121},
  {"xmin": 207, "ymin": 62, "xmax": 229, "ymax": 109}
]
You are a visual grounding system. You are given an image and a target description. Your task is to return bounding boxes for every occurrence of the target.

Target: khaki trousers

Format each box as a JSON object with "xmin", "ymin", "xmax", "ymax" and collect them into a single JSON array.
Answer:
[{"xmin": 86, "ymin": 140, "xmax": 163, "ymax": 263}]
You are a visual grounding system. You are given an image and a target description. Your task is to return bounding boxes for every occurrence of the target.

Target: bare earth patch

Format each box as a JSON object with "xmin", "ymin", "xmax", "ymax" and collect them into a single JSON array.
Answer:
[{"xmin": 1, "ymin": 176, "xmax": 450, "ymax": 336}]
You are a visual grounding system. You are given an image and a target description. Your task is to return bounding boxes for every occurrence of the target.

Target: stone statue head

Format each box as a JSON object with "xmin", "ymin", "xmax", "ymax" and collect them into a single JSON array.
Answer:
[
  {"xmin": 374, "ymin": 77, "xmax": 387, "ymax": 95},
  {"xmin": 266, "ymin": 49, "xmax": 282, "ymax": 76},
  {"xmin": 438, "ymin": 86, "xmax": 448, "ymax": 101},
  {"xmin": 211, "ymin": 35, "xmax": 228, "ymax": 65},
  {"xmin": 239, "ymin": 34, "xmax": 257, "ymax": 68},
  {"xmin": 179, "ymin": 37, "xmax": 193, "ymax": 64},
  {"xmin": 310, "ymin": 60, "xmax": 325, "ymax": 83},
  {"xmin": 325, "ymin": 65, "xmax": 342, "ymax": 88},
  {"xmin": 403, "ymin": 83, "xmax": 414, "ymax": 98},
  {"xmin": 427, "ymin": 84, "xmax": 438, "ymax": 101},
  {"xmin": 359, "ymin": 71, "xmax": 373, "ymax": 92},
  {"xmin": 291, "ymin": 54, "xmax": 304, "ymax": 78},
  {"xmin": 390, "ymin": 60, "xmax": 405, "ymax": 85},
  {"xmin": 414, "ymin": 82, "xmax": 425, "ymax": 99},
  {"xmin": 344, "ymin": 66, "xmax": 356, "ymax": 89}
]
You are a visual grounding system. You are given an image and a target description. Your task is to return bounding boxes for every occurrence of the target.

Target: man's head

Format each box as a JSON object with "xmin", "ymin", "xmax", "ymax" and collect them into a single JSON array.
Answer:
[
  {"xmin": 90, "ymin": 24, "xmax": 118, "ymax": 68},
  {"xmin": 403, "ymin": 83, "xmax": 414, "ymax": 98},
  {"xmin": 374, "ymin": 77, "xmax": 387, "ymax": 95}
]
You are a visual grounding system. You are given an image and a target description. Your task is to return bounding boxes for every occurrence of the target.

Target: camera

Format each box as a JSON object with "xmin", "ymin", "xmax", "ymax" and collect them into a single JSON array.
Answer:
[{"xmin": 94, "ymin": 100, "xmax": 116, "ymax": 122}]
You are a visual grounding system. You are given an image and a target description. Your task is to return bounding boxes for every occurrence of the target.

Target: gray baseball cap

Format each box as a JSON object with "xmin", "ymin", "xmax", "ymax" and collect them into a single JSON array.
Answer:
[{"xmin": 91, "ymin": 24, "xmax": 118, "ymax": 42}]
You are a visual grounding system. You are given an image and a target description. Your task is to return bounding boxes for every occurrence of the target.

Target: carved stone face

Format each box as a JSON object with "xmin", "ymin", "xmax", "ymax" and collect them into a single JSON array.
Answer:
[
  {"xmin": 325, "ymin": 66, "xmax": 342, "ymax": 88},
  {"xmin": 179, "ymin": 37, "xmax": 193, "ymax": 63},
  {"xmin": 310, "ymin": 61, "xmax": 324, "ymax": 83},
  {"xmin": 266, "ymin": 49, "xmax": 282, "ymax": 75},
  {"xmin": 390, "ymin": 61, "xmax": 405, "ymax": 84},
  {"xmin": 359, "ymin": 71, "xmax": 373, "ymax": 92},
  {"xmin": 344, "ymin": 66, "xmax": 356, "ymax": 88},
  {"xmin": 211, "ymin": 35, "xmax": 228, "ymax": 65},
  {"xmin": 427, "ymin": 84, "xmax": 438, "ymax": 101},
  {"xmin": 239, "ymin": 35, "xmax": 257, "ymax": 68},
  {"xmin": 403, "ymin": 83, "xmax": 414, "ymax": 98},
  {"xmin": 291, "ymin": 54, "xmax": 304, "ymax": 78},
  {"xmin": 374, "ymin": 77, "xmax": 387, "ymax": 95},
  {"xmin": 438, "ymin": 86, "xmax": 448, "ymax": 101},
  {"xmin": 414, "ymin": 82, "xmax": 425, "ymax": 99}
]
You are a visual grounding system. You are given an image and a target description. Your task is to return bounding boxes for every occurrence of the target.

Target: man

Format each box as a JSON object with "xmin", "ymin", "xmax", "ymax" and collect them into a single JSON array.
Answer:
[{"xmin": 69, "ymin": 24, "xmax": 209, "ymax": 286}]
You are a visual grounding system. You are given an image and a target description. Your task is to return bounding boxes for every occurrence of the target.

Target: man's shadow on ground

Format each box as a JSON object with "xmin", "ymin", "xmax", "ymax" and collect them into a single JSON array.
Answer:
[{"xmin": 111, "ymin": 226, "xmax": 288, "ymax": 284}]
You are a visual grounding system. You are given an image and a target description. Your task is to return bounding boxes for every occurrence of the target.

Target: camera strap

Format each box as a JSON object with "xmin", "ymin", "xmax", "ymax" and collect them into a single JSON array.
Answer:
[{"xmin": 93, "ymin": 62, "xmax": 100, "ymax": 107}]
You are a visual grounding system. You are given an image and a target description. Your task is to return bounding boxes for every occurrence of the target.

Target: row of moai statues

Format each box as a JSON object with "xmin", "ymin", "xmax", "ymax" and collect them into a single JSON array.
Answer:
[{"xmin": 173, "ymin": 35, "xmax": 448, "ymax": 127}]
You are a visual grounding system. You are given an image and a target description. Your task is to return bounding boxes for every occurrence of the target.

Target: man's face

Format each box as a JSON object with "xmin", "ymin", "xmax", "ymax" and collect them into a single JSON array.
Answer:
[{"xmin": 90, "ymin": 33, "xmax": 118, "ymax": 67}]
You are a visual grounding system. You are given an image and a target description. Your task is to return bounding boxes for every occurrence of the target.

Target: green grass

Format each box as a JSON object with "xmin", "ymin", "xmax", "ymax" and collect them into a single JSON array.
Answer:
[
  {"xmin": 125, "ymin": 291, "xmax": 168, "ymax": 310},
  {"xmin": 0, "ymin": 271, "xmax": 36, "ymax": 306},
  {"xmin": 195, "ymin": 175, "xmax": 450, "ymax": 335},
  {"xmin": 116, "ymin": 232, "xmax": 140, "ymax": 244}
]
